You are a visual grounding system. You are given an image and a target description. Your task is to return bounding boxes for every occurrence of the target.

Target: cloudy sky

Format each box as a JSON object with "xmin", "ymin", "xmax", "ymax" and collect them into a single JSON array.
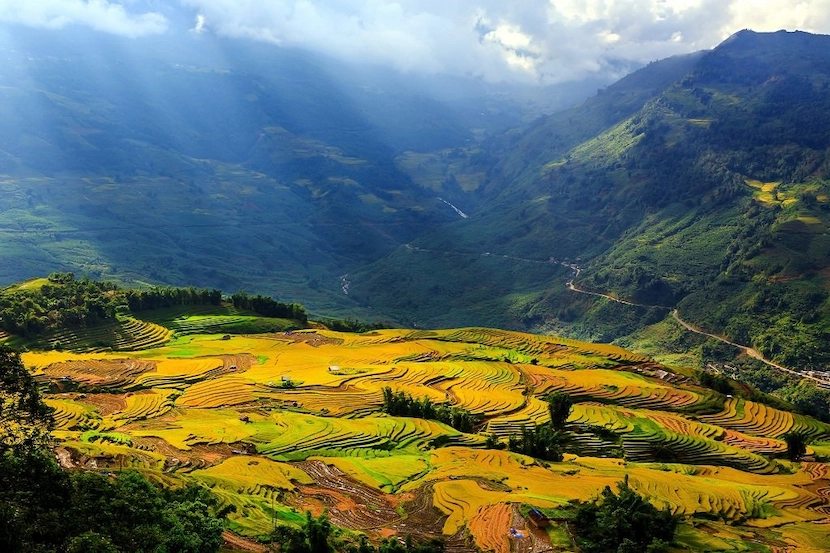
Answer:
[{"xmin": 1, "ymin": 0, "xmax": 830, "ymax": 83}]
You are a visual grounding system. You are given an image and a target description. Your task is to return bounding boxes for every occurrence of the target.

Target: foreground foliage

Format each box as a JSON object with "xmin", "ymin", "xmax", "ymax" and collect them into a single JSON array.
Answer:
[
  {"xmin": 0, "ymin": 344, "xmax": 227, "ymax": 553},
  {"xmin": 573, "ymin": 477, "xmax": 679, "ymax": 553}
]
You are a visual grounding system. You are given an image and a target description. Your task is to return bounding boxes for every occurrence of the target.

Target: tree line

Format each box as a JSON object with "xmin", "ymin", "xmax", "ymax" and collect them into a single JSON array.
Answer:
[
  {"xmin": 319, "ymin": 317, "xmax": 389, "ymax": 333},
  {"xmin": 230, "ymin": 291, "xmax": 308, "ymax": 324},
  {"xmin": 0, "ymin": 273, "xmax": 310, "ymax": 340},
  {"xmin": 125, "ymin": 286, "xmax": 222, "ymax": 311}
]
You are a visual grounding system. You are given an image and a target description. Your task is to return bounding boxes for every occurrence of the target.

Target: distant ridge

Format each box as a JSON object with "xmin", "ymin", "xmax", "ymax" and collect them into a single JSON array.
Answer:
[{"xmin": 354, "ymin": 29, "xmax": 830, "ymax": 371}]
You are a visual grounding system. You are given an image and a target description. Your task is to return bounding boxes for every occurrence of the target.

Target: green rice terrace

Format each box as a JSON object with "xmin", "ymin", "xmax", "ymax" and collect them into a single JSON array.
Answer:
[{"xmin": 8, "ymin": 301, "xmax": 830, "ymax": 553}]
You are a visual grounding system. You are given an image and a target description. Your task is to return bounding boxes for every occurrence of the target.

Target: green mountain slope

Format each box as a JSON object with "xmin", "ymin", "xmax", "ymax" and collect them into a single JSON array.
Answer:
[
  {"xmin": 0, "ymin": 25, "xmax": 616, "ymax": 319},
  {"xmin": 353, "ymin": 30, "xmax": 830, "ymax": 369},
  {"xmin": 0, "ymin": 27, "xmax": 566, "ymax": 317}
]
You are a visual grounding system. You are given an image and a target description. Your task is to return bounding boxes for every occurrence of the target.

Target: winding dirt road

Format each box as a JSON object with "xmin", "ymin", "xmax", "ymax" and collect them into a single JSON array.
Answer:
[
  {"xmin": 667, "ymin": 309, "xmax": 820, "ymax": 382},
  {"xmin": 400, "ymin": 242, "xmax": 821, "ymax": 382},
  {"xmin": 565, "ymin": 267, "xmax": 824, "ymax": 382},
  {"xmin": 565, "ymin": 265, "xmax": 672, "ymax": 310}
]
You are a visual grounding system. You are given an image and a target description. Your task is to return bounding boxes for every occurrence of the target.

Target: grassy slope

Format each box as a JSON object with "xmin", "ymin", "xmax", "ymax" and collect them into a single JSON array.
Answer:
[{"xmin": 351, "ymin": 53, "xmax": 705, "ymax": 330}]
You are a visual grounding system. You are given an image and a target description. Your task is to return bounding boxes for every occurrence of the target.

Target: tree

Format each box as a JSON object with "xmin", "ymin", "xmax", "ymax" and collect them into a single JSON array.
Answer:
[
  {"xmin": 271, "ymin": 512, "xmax": 334, "ymax": 553},
  {"xmin": 0, "ymin": 345, "xmax": 54, "ymax": 454},
  {"xmin": 573, "ymin": 477, "xmax": 678, "ymax": 553},
  {"xmin": 546, "ymin": 392, "xmax": 574, "ymax": 430},
  {"xmin": 783, "ymin": 431, "xmax": 809, "ymax": 461},
  {"xmin": 1, "ymin": 344, "xmax": 70, "ymax": 551},
  {"xmin": 0, "ymin": 448, "xmax": 72, "ymax": 551}
]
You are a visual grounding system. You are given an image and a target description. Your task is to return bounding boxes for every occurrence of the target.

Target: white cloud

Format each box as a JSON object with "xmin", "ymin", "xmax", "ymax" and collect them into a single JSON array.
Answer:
[
  {"xmin": 728, "ymin": 0, "xmax": 830, "ymax": 33},
  {"xmin": 184, "ymin": 0, "xmax": 830, "ymax": 83},
  {"xmin": 192, "ymin": 13, "xmax": 206, "ymax": 33},
  {"xmin": 7, "ymin": 1, "xmax": 830, "ymax": 82},
  {"xmin": 0, "ymin": 0, "xmax": 168, "ymax": 38}
]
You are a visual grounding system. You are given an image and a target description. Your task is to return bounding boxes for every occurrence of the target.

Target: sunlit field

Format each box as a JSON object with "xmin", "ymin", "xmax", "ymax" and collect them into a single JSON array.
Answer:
[{"xmin": 25, "ymin": 326, "xmax": 830, "ymax": 551}]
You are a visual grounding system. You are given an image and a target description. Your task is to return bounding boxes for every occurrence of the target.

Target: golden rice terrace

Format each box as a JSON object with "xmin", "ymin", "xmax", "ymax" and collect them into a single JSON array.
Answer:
[{"xmin": 22, "ymin": 326, "xmax": 830, "ymax": 552}]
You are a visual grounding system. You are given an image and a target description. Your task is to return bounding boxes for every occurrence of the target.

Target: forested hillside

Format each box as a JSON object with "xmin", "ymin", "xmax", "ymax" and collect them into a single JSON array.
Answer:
[
  {"xmin": 354, "ymin": 30, "xmax": 830, "ymax": 370},
  {"xmin": 0, "ymin": 24, "xmax": 604, "ymax": 320},
  {"xmin": 0, "ymin": 273, "xmax": 308, "ymax": 352}
]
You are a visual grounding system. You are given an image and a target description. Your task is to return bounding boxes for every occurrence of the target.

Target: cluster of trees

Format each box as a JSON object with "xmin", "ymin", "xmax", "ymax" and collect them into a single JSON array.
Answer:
[
  {"xmin": 230, "ymin": 291, "xmax": 308, "ymax": 323},
  {"xmin": 320, "ymin": 317, "xmax": 389, "ymax": 333},
  {"xmin": 572, "ymin": 477, "xmax": 679, "ymax": 553},
  {"xmin": 505, "ymin": 425, "xmax": 568, "ymax": 462},
  {"xmin": 487, "ymin": 393, "xmax": 574, "ymax": 462},
  {"xmin": 273, "ymin": 512, "xmax": 444, "ymax": 553},
  {"xmin": 381, "ymin": 387, "xmax": 479, "ymax": 433},
  {"xmin": 0, "ymin": 344, "xmax": 228, "ymax": 553},
  {"xmin": 0, "ymin": 273, "xmax": 122, "ymax": 337},
  {"xmin": 125, "ymin": 286, "xmax": 222, "ymax": 311}
]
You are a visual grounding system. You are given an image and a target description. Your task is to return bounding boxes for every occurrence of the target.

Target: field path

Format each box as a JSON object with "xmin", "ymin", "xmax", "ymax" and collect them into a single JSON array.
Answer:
[
  {"xmin": 221, "ymin": 531, "xmax": 267, "ymax": 552},
  {"xmin": 565, "ymin": 265, "xmax": 671, "ymax": 310}
]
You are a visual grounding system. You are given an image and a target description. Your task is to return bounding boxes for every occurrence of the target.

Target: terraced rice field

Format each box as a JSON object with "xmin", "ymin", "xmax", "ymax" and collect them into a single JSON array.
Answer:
[
  {"xmin": 22, "ymin": 326, "xmax": 830, "ymax": 551},
  {"xmin": 700, "ymin": 397, "xmax": 830, "ymax": 440},
  {"xmin": 138, "ymin": 305, "xmax": 302, "ymax": 336},
  {"xmin": 468, "ymin": 504, "xmax": 512, "ymax": 553},
  {"xmin": 30, "ymin": 317, "xmax": 173, "ymax": 352}
]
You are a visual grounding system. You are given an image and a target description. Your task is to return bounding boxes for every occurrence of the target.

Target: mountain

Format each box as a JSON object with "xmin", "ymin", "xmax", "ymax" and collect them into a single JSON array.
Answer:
[
  {"xmin": 0, "ymin": 24, "xmax": 605, "ymax": 317},
  {"xmin": 4, "ymin": 24, "xmax": 830, "ymax": 371},
  {"xmin": 352, "ymin": 30, "xmax": 830, "ymax": 370}
]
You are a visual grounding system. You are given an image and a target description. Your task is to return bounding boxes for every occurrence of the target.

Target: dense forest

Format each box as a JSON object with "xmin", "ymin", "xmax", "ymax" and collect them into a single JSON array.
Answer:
[
  {"xmin": 0, "ymin": 274, "xmax": 308, "ymax": 341},
  {"xmin": 0, "ymin": 273, "xmax": 122, "ymax": 337}
]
